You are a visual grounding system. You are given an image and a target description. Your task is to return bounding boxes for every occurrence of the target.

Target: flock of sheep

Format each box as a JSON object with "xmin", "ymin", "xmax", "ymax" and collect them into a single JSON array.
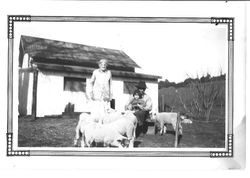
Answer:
[{"xmin": 73, "ymin": 109, "xmax": 193, "ymax": 148}]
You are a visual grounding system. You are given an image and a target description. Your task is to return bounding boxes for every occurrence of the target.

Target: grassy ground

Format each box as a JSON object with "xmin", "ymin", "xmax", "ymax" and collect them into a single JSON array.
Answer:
[{"xmin": 18, "ymin": 116, "xmax": 225, "ymax": 148}]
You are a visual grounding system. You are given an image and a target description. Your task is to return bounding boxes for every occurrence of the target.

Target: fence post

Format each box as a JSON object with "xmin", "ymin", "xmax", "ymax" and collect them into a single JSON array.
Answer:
[
  {"xmin": 161, "ymin": 95, "xmax": 164, "ymax": 112},
  {"xmin": 31, "ymin": 69, "xmax": 38, "ymax": 120},
  {"xmin": 174, "ymin": 112, "xmax": 180, "ymax": 147}
]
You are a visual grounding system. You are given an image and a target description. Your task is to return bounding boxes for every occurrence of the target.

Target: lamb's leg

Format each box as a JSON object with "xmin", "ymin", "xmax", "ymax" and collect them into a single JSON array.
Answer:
[
  {"xmin": 172, "ymin": 122, "xmax": 176, "ymax": 132},
  {"xmin": 81, "ymin": 133, "xmax": 89, "ymax": 148},
  {"xmin": 129, "ymin": 124, "xmax": 136, "ymax": 147},
  {"xmin": 73, "ymin": 124, "xmax": 80, "ymax": 146},
  {"xmin": 160, "ymin": 122, "xmax": 164, "ymax": 135},
  {"xmin": 73, "ymin": 136, "xmax": 78, "ymax": 146},
  {"xmin": 160, "ymin": 127, "xmax": 164, "ymax": 135},
  {"xmin": 179, "ymin": 124, "xmax": 183, "ymax": 135},
  {"xmin": 128, "ymin": 139, "xmax": 133, "ymax": 148},
  {"xmin": 126, "ymin": 126, "xmax": 135, "ymax": 148},
  {"xmin": 129, "ymin": 131, "xmax": 135, "ymax": 148},
  {"xmin": 80, "ymin": 136, "xmax": 85, "ymax": 148},
  {"xmin": 163, "ymin": 125, "xmax": 167, "ymax": 134},
  {"xmin": 81, "ymin": 132, "xmax": 88, "ymax": 148},
  {"xmin": 85, "ymin": 139, "xmax": 92, "ymax": 147},
  {"xmin": 80, "ymin": 141, "xmax": 85, "ymax": 147},
  {"xmin": 103, "ymin": 142, "xmax": 108, "ymax": 147}
]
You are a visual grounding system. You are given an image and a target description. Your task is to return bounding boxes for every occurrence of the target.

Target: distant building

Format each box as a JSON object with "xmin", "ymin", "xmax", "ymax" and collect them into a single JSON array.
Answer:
[{"xmin": 18, "ymin": 35, "xmax": 161, "ymax": 117}]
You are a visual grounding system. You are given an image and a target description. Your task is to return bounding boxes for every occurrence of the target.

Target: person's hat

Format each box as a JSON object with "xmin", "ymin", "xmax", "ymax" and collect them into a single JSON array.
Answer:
[{"xmin": 136, "ymin": 81, "xmax": 147, "ymax": 89}]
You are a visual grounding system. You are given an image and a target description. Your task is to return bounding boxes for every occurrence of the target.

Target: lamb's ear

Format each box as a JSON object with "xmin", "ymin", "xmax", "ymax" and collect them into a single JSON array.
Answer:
[
  {"xmin": 117, "ymin": 138, "xmax": 129, "ymax": 147},
  {"xmin": 149, "ymin": 110, "xmax": 157, "ymax": 116},
  {"xmin": 117, "ymin": 135, "xmax": 127, "ymax": 142},
  {"xmin": 116, "ymin": 138, "xmax": 123, "ymax": 146}
]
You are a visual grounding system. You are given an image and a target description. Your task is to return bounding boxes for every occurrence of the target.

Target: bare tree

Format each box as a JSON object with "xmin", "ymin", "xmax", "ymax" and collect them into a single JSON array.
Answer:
[{"xmin": 177, "ymin": 74, "xmax": 221, "ymax": 122}]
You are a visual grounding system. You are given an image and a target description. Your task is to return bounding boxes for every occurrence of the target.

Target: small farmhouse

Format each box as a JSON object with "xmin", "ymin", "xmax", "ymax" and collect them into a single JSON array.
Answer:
[{"xmin": 18, "ymin": 35, "xmax": 161, "ymax": 118}]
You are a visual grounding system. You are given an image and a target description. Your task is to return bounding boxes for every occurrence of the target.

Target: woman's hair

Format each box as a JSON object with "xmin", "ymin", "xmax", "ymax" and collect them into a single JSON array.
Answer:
[
  {"xmin": 98, "ymin": 59, "xmax": 108, "ymax": 65},
  {"xmin": 133, "ymin": 89, "xmax": 142, "ymax": 99}
]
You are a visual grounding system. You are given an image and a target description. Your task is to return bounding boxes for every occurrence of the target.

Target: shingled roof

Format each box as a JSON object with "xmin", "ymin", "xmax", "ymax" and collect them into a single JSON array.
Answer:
[{"xmin": 19, "ymin": 35, "xmax": 140, "ymax": 70}]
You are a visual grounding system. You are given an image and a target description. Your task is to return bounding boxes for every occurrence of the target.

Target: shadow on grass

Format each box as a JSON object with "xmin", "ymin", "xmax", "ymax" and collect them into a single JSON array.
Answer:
[{"xmin": 134, "ymin": 140, "xmax": 142, "ymax": 147}]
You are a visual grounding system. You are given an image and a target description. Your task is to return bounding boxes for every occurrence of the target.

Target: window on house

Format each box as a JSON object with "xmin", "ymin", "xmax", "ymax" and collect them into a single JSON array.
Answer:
[
  {"xmin": 123, "ymin": 81, "xmax": 138, "ymax": 94},
  {"xmin": 64, "ymin": 77, "xmax": 86, "ymax": 92}
]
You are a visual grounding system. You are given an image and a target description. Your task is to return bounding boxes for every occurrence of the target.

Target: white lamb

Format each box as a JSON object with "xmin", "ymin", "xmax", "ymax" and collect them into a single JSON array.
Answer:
[
  {"xmin": 182, "ymin": 118, "xmax": 193, "ymax": 124},
  {"xmin": 74, "ymin": 111, "xmax": 137, "ymax": 148},
  {"xmin": 73, "ymin": 113, "xmax": 95, "ymax": 146},
  {"xmin": 107, "ymin": 111, "xmax": 137, "ymax": 148},
  {"xmin": 73, "ymin": 112, "xmax": 108, "ymax": 146},
  {"xmin": 152, "ymin": 112, "xmax": 183, "ymax": 135},
  {"xmin": 84, "ymin": 122, "xmax": 129, "ymax": 148}
]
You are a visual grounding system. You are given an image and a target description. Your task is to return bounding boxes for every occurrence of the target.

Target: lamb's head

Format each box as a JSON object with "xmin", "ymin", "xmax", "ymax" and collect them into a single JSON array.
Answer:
[
  {"xmin": 179, "ymin": 113, "xmax": 193, "ymax": 124},
  {"xmin": 149, "ymin": 111, "xmax": 157, "ymax": 120},
  {"xmin": 119, "ymin": 139, "xmax": 130, "ymax": 148},
  {"xmin": 180, "ymin": 115, "xmax": 187, "ymax": 120},
  {"xmin": 117, "ymin": 136, "xmax": 130, "ymax": 148},
  {"xmin": 182, "ymin": 118, "xmax": 193, "ymax": 124}
]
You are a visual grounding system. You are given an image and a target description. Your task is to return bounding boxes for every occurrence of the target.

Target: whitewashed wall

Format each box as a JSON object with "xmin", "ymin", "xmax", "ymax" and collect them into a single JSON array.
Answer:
[
  {"xmin": 145, "ymin": 82, "xmax": 159, "ymax": 113},
  {"xmin": 20, "ymin": 71, "xmax": 158, "ymax": 117},
  {"xmin": 111, "ymin": 80, "xmax": 129, "ymax": 112},
  {"xmin": 37, "ymin": 73, "xmax": 65, "ymax": 116},
  {"xmin": 18, "ymin": 71, "xmax": 33, "ymax": 116},
  {"xmin": 36, "ymin": 72, "xmax": 90, "ymax": 117}
]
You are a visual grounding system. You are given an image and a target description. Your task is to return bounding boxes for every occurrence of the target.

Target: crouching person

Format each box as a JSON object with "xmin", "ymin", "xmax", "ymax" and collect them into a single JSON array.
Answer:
[{"xmin": 125, "ymin": 81, "xmax": 152, "ymax": 136}]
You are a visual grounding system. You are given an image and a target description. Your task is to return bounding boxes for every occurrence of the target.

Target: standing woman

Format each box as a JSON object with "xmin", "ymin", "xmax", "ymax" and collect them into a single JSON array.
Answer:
[{"xmin": 89, "ymin": 59, "xmax": 112, "ymax": 117}]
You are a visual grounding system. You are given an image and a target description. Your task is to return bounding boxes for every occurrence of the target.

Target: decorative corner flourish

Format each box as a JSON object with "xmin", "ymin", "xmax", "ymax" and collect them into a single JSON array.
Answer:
[
  {"xmin": 7, "ymin": 133, "xmax": 30, "ymax": 156},
  {"xmin": 211, "ymin": 17, "xmax": 234, "ymax": 41},
  {"xmin": 8, "ymin": 15, "xmax": 31, "ymax": 39},
  {"xmin": 210, "ymin": 134, "xmax": 233, "ymax": 158}
]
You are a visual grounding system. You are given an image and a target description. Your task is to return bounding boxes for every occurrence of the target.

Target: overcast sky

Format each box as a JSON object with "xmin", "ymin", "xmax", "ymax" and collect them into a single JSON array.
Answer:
[{"xmin": 15, "ymin": 21, "xmax": 227, "ymax": 83}]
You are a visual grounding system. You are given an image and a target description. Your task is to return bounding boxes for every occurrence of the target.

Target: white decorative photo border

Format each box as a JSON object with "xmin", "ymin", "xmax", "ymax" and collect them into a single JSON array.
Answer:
[{"xmin": 7, "ymin": 15, "xmax": 234, "ymax": 157}]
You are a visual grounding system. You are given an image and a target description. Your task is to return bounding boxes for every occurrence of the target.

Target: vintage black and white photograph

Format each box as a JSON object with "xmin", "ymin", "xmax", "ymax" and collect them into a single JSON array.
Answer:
[
  {"xmin": 6, "ymin": 16, "xmax": 233, "ymax": 157},
  {"xmin": 1, "ymin": 1, "xmax": 248, "ymax": 174}
]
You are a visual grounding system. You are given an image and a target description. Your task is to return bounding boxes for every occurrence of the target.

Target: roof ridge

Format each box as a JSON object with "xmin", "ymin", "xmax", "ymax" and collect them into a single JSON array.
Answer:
[
  {"xmin": 20, "ymin": 35, "xmax": 141, "ymax": 69},
  {"xmin": 21, "ymin": 35, "xmax": 126, "ymax": 54}
]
